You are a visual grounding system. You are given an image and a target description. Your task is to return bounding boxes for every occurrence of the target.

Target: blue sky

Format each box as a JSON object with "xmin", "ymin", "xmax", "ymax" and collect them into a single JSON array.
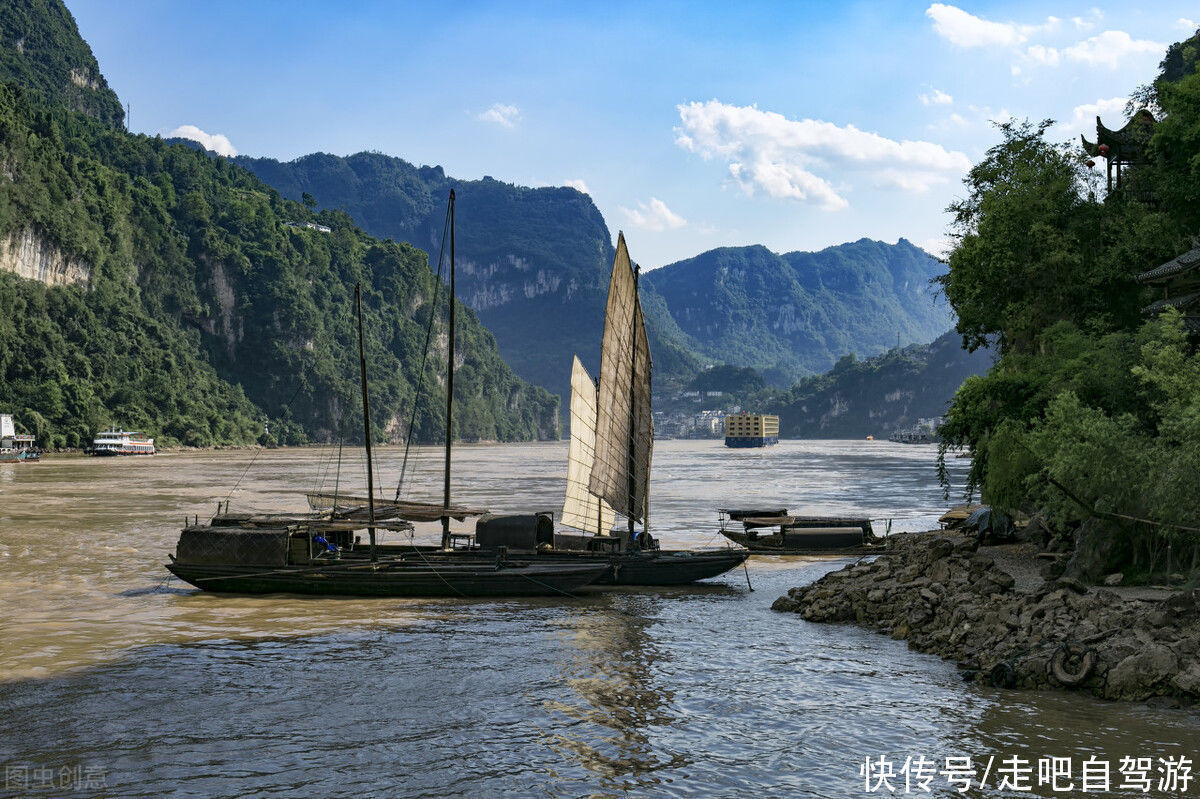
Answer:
[{"xmin": 71, "ymin": 1, "xmax": 1197, "ymax": 268}]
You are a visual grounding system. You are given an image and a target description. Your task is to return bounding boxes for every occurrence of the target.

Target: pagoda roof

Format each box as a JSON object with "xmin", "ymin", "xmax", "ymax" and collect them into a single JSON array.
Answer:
[
  {"xmin": 1082, "ymin": 109, "xmax": 1156, "ymax": 159},
  {"xmin": 1142, "ymin": 290, "xmax": 1200, "ymax": 315},
  {"xmin": 1136, "ymin": 245, "xmax": 1200, "ymax": 284}
]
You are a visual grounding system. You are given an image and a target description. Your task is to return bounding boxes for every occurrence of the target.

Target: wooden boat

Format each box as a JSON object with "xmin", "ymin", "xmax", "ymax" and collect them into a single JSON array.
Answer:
[
  {"xmin": 166, "ymin": 191, "xmax": 608, "ymax": 598},
  {"xmin": 166, "ymin": 524, "xmax": 606, "ymax": 597},
  {"xmin": 519, "ymin": 234, "xmax": 748, "ymax": 584},
  {"xmin": 717, "ymin": 508, "xmax": 883, "ymax": 555},
  {"xmin": 340, "ymin": 231, "xmax": 747, "ymax": 586}
]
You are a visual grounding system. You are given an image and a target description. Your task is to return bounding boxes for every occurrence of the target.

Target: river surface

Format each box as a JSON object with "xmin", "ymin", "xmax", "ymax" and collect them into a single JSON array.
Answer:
[{"xmin": 0, "ymin": 441, "xmax": 1195, "ymax": 797}]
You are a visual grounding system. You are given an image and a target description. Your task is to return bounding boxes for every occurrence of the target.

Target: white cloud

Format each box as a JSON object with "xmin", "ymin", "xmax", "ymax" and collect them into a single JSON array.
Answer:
[
  {"xmin": 564, "ymin": 178, "xmax": 590, "ymax": 194},
  {"xmin": 1057, "ymin": 96, "xmax": 1127, "ymax": 138},
  {"xmin": 167, "ymin": 124, "xmax": 237, "ymax": 157},
  {"xmin": 1072, "ymin": 9, "xmax": 1103, "ymax": 30},
  {"xmin": 920, "ymin": 236, "xmax": 954, "ymax": 259},
  {"xmin": 478, "ymin": 103, "xmax": 520, "ymax": 128},
  {"xmin": 1178, "ymin": 18, "xmax": 1197, "ymax": 32},
  {"xmin": 619, "ymin": 197, "xmax": 686, "ymax": 231},
  {"xmin": 1062, "ymin": 31, "xmax": 1163, "ymax": 68},
  {"xmin": 1025, "ymin": 44, "xmax": 1060, "ymax": 66},
  {"xmin": 925, "ymin": 3, "xmax": 1057, "ymax": 48},
  {"xmin": 675, "ymin": 100, "xmax": 971, "ymax": 210},
  {"xmin": 920, "ymin": 88, "xmax": 954, "ymax": 106}
]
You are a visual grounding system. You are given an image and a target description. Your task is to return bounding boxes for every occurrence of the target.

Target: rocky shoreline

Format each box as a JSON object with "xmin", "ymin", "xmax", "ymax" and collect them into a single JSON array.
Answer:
[{"xmin": 772, "ymin": 531, "xmax": 1200, "ymax": 704}]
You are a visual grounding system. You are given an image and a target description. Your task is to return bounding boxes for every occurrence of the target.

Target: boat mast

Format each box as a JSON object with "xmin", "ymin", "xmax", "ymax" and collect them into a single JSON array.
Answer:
[
  {"xmin": 355, "ymin": 283, "xmax": 378, "ymax": 562},
  {"xmin": 628, "ymin": 264, "xmax": 639, "ymax": 548},
  {"xmin": 595, "ymin": 376, "xmax": 603, "ymax": 537},
  {"xmin": 441, "ymin": 189, "xmax": 456, "ymax": 550}
]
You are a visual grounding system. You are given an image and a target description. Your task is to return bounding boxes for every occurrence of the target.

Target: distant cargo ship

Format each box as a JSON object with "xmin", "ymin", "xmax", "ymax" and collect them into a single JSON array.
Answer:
[
  {"xmin": 724, "ymin": 413, "xmax": 779, "ymax": 448},
  {"xmin": 90, "ymin": 428, "xmax": 156, "ymax": 456}
]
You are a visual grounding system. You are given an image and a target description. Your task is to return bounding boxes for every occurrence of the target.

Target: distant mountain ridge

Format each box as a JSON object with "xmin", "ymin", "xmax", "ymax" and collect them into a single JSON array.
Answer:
[
  {"xmin": 236, "ymin": 151, "xmax": 952, "ymax": 397},
  {"xmin": 641, "ymin": 238, "xmax": 953, "ymax": 385},
  {"xmin": 235, "ymin": 152, "xmax": 621, "ymax": 403}
]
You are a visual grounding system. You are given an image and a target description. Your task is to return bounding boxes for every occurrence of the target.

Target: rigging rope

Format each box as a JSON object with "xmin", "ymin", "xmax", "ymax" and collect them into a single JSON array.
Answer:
[
  {"xmin": 224, "ymin": 380, "xmax": 305, "ymax": 506},
  {"xmin": 395, "ymin": 198, "xmax": 453, "ymax": 502}
]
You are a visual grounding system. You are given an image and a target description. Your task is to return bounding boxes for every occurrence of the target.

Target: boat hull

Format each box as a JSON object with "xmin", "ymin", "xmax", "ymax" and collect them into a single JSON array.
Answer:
[
  {"xmin": 598, "ymin": 549, "xmax": 749, "ymax": 585},
  {"xmin": 378, "ymin": 547, "xmax": 751, "ymax": 586},
  {"xmin": 724, "ymin": 436, "xmax": 778, "ymax": 448},
  {"xmin": 166, "ymin": 560, "xmax": 607, "ymax": 597},
  {"xmin": 719, "ymin": 529, "xmax": 881, "ymax": 556}
]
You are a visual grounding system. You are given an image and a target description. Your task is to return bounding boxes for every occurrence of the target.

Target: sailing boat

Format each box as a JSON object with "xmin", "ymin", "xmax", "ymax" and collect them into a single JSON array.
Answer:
[
  {"xmin": 417, "ymin": 233, "xmax": 748, "ymax": 584},
  {"xmin": 545, "ymin": 233, "xmax": 749, "ymax": 584},
  {"xmin": 164, "ymin": 193, "xmax": 608, "ymax": 597}
]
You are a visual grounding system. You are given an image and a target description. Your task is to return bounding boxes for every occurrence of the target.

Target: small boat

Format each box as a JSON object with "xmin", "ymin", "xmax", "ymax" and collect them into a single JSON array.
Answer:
[
  {"xmin": 0, "ymin": 414, "xmax": 40, "ymax": 462},
  {"xmin": 717, "ymin": 508, "xmax": 882, "ymax": 554},
  {"xmin": 90, "ymin": 428, "xmax": 155, "ymax": 456}
]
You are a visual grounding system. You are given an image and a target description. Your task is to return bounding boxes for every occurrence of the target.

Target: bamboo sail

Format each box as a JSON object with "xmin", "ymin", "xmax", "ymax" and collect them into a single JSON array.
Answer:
[
  {"xmin": 561, "ymin": 356, "xmax": 617, "ymax": 535},
  {"xmin": 588, "ymin": 233, "xmax": 653, "ymax": 524}
]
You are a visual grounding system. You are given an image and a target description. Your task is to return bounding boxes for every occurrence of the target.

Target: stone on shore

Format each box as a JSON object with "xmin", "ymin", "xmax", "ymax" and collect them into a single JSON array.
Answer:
[{"xmin": 772, "ymin": 531, "xmax": 1200, "ymax": 704}]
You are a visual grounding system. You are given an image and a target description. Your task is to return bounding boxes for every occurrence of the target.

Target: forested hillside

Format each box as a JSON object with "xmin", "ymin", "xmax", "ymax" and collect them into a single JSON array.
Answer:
[
  {"xmin": 641, "ymin": 238, "xmax": 952, "ymax": 385},
  {"xmin": 760, "ymin": 332, "xmax": 992, "ymax": 438},
  {"xmin": 0, "ymin": 0, "xmax": 122, "ymax": 125},
  {"xmin": 235, "ymin": 152, "xmax": 636, "ymax": 402},
  {"xmin": 938, "ymin": 31, "xmax": 1200, "ymax": 581},
  {"xmin": 0, "ymin": 1, "xmax": 558, "ymax": 447}
]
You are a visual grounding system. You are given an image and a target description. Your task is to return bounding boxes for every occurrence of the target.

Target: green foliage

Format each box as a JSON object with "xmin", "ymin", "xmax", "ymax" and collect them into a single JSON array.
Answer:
[
  {"xmin": 0, "ymin": 78, "xmax": 558, "ymax": 447},
  {"xmin": 937, "ymin": 120, "xmax": 1160, "ymax": 353},
  {"xmin": 751, "ymin": 332, "xmax": 991, "ymax": 438},
  {"xmin": 688, "ymin": 364, "xmax": 766, "ymax": 394},
  {"xmin": 0, "ymin": 0, "xmax": 123, "ymax": 126},
  {"xmin": 937, "ymin": 33, "xmax": 1200, "ymax": 578}
]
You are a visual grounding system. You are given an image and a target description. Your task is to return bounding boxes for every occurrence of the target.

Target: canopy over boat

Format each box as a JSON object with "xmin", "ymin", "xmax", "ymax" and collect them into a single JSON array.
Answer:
[{"xmin": 305, "ymin": 493, "xmax": 485, "ymax": 522}]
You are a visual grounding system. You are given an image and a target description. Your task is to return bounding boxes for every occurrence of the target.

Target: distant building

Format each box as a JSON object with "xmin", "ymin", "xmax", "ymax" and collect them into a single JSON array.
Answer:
[
  {"xmin": 890, "ymin": 417, "xmax": 944, "ymax": 444},
  {"xmin": 1136, "ymin": 244, "xmax": 1200, "ymax": 337},
  {"xmin": 724, "ymin": 413, "xmax": 779, "ymax": 448},
  {"xmin": 1081, "ymin": 109, "xmax": 1155, "ymax": 199},
  {"xmin": 284, "ymin": 221, "xmax": 332, "ymax": 234}
]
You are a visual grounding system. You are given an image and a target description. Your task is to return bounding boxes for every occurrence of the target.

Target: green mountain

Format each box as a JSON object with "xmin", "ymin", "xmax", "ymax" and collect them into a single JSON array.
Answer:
[
  {"xmin": 235, "ymin": 153, "xmax": 953, "ymax": 401},
  {"xmin": 234, "ymin": 152, "xmax": 631, "ymax": 404},
  {"xmin": 0, "ymin": 1, "xmax": 557, "ymax": 447},
  {"xmin": 0, "ymin": 0, "xmax": 122, "ymax": 126},
  {"xmin": 760, "ymin": 332, "xmax": 992, "ymax": 438},
  {"xmin": 640, "ymin": 239, "xmax": 954, "ymax": 385}
]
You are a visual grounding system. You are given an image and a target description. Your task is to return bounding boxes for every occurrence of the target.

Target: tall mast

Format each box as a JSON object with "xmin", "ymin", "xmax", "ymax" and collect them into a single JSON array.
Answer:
[
  {"xmin": 355, "ymin": 283, "xmax": 378, "ymax": 562},
  {"xmin": 595, "ymin": 376, "xmax": 603, "ymax": 537},
  {"xmin": 441, "ymin": 189, "xmax": 456, "ymax": 550},
  {"xmin": 627, "ymin": 264, "xmax": 639, "ymax": 547}
]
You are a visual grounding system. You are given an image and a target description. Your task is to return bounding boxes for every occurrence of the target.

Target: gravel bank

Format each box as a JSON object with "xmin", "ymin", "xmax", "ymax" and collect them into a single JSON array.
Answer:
[{"xmin": 772, "ymin": 531, "xmax": 1200, "ymax": 704}]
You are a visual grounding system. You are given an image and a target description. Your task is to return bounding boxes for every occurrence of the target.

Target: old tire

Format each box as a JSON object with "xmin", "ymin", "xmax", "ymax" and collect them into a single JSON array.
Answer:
[
  {"xmin": 1051, "ymin": 644, "xmax": 1096, "ymax": 687},
  {"xmin": 989, "ymin": 660, "xmax": 1016, "ymax": 689}
]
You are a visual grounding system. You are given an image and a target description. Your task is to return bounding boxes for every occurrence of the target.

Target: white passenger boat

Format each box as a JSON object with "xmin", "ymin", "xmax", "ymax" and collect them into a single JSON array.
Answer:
[{"xmin": 90, "ymin": 428, "xmax": 155, "ymax": 456}]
